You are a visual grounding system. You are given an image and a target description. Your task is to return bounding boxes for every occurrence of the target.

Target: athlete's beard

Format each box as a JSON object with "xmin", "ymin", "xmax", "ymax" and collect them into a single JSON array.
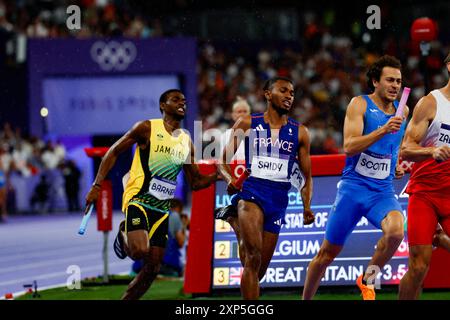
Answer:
[{"xmin": 272, "ymin": 102, "xmax": 289, "ymax": 115}]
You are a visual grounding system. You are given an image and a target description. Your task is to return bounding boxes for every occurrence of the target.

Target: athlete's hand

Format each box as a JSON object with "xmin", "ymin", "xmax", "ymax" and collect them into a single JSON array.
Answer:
[
  {"xmin": 303, "ymin": 208, "xmax": 315, "ymax": 225},
  {"xmin": 382, "ymin": 116, "xmax": 403, "ymax": 134},
  {"xmin": 226, "ymin": 179, "xmax": 240, "ymax": 195},
  {"xmin": 432, "ymin": 146, "xmax": 450, "ymax": 162},
  {"xmin": 394, "ymin": 166, "xmax": 405, "ymax": 179},
  {"xmin": 84, "ymin": 186, "xmax": 100, "ymax": 213}
]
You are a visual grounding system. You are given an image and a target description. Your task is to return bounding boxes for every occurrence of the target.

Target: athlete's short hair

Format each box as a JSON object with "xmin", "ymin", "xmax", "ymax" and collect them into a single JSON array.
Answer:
[
  {"xmin": 366, "ymin": 55, "xmax": 402, "ymax": 92},
  {"xmin": 263, "ymin": 76, "xmax": 294, "ymax": 91},
  {"xmin": 159, "ymin": 89, "xmax": 183, "ymax": 113}
]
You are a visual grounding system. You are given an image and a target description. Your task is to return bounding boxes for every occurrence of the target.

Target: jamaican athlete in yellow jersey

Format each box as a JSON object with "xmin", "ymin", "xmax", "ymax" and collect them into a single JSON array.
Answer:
[{"xmin": 122, "ymin": 119, "xmax": 191, "ymax": 214}]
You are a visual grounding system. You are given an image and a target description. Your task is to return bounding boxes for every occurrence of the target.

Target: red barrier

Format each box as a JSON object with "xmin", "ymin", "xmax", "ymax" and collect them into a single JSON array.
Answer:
[
  {"xmin": 96, "ymin": 180, "xmax": 113, "ymax": 232},
  {"xmin": 184, "ymin": 154, "xmax": 450, "ymax": 294},
  {"xmin": 183, "ymin": 160, "xmax": 217, "ymax": 294}
]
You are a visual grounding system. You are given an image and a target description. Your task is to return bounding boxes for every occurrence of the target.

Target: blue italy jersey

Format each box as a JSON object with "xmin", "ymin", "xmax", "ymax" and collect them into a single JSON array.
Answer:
[{"xmin": 342, "ymin": 95, "xmax": 406, "ymax": 190}]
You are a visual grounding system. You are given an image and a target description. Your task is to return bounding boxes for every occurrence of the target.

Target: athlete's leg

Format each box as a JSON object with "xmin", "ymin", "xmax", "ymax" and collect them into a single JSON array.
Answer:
[
  {"xmin": 121, "ymin": 246, "xmax": 165, "ymax": 300},
  {"xmin": 399, "ymin": 194, "xmax": 437, "ymax": 300},
  {"xmin": 364, "ymin": 210, "xmax": 404, "ymax": 284},
  {"xmin": 237, "ymin": 200, "xmax": 265, "ymax": 299},
  {"xmin": 399, "ymin": 245, "xmax": 432, "ymax": 300},
  {"xmin": 226, "ymin": 216, "xmax": 246, "ymax": 266},
  {"xmin": 122, "ymin": 205, "xmax": 151, "ymax": 260},
  {"xmin": 258, "ymin": 231, "xmax": 279, "ymax": 280},
  {"xmin": 302, "ymin": 240, "xmax": 343, "ymax": 300},
  {"xmin": 123, "ymin": 229, "xmax": 149, "ymax": 260},
  {"xmin": 303, "ymin": 183, "xmax": 361, "ymax": 300}
]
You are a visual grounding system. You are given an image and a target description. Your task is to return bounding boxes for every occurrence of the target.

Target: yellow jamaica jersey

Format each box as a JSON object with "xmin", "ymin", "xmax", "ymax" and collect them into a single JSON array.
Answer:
[{"xmin": 122, "ymin": 119, "xmax": 191, "ymax": 213}]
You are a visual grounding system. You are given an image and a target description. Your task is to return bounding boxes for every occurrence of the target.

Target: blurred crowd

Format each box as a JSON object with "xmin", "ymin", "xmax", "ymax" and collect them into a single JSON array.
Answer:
[
  {"xmin": 0, "ymin": 122, "xmax": 81, "ymax": 221},
  {"xmin": 0, "ymin": 0, "xmax": 163, "ymax": 39}
]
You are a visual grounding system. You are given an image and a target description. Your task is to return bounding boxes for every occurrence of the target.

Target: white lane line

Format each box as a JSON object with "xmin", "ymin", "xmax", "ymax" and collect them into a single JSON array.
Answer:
[
  {"xmin": 0, "ymin": 261, "xmax": 130, "ymax": 286},
  {"xmin": 0, "ymin": 253, "xmax": 102, "ymax": 274}
]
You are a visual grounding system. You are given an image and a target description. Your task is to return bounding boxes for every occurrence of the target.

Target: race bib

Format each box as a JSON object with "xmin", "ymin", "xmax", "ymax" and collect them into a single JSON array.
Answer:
[
  {"xmin": 355, "ymin": 151, "xmax": 391, "ymax": 180},
  {"xmin": 290, "ymin": 162, "xmax": 305, "ymax": 191},
  {"xmin": 437, "ymin": 123, "xmax": 450, "ymax": 147},
  {"xmin": 251, "ymin": 155, "xmax": 289, "ymax": 181},
  {"xmin": 148, "ymin": 176, "xmax": 177, "ymax": 200}
]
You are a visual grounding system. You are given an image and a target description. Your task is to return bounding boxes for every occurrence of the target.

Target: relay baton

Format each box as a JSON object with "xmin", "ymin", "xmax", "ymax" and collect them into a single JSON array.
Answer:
[
  {"xmin": 392, "ymin": 87, "xmax": 410, "ymax": 133},
  {"xmin": 395, "ymin": 87, "xmax": 410, "ymax": 117},
  {"xmin": 78, "ymin": 203, "xmax": 94, "ymax": 235},
  {"xmin": 234, "ymin": 168, "xmax": 251, "ymax": 190}
]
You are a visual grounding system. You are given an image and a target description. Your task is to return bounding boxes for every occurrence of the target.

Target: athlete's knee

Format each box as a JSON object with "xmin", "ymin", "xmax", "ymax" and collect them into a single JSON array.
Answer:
[
  {"xmin": 244, "ymin": 247, "xmax": 262, "ymax": 270},
  {"xmin": 385, "ymin": 227, "xmax": 404, "ymax": 245},
  {"xmin": 315, "ymin": 246, "xmax": 338, "ymax": 266},
  {"xmin": 408, "ymin": 258, "xmax": 429, "ymax": 278},
  {"xmin": 142, "ymin": 261, "xmax": 160, "ymax": 276},
  {"xmin": 384, "ymin": 214, "xmax": 404, "ymax": 244},
  {"xmin": 128, "ymin": 243, "xmax": 149, "ymax": 260}
]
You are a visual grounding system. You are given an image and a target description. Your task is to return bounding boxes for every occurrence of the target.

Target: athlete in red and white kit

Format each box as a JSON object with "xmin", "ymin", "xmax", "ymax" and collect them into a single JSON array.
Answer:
[{"xmin": 399, "ymin": 53, "xmax": 450, "ymax": 300}]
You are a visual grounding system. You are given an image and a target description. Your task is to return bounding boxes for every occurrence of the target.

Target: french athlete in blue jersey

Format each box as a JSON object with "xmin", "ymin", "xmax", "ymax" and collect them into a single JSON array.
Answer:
[
  {"xmin": 303, "ymin": 55, "xmax": 409, "ymax": 300},
  {"xmin": 218, "ymin": 77, "xmax": 314, "ymax": 299}
]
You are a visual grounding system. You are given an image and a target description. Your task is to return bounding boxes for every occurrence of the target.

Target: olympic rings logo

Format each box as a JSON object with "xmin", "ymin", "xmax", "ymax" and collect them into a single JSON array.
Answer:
[{"xmin": 90, "ymin": 41, "xmax": 137, "ymax": 71}]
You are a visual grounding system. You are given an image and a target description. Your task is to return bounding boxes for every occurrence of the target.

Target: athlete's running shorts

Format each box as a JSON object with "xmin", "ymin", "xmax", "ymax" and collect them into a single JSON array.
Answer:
[
  {"xmin": 325, "ymin": 180, "xmax": 403, "ymax": 246},
  {"xmin": 125, "ymin": 203, "xmax": 169, "ymax": 248},
  {"xmin": 407, "ymin": 191, "xmax": 450, "ymax": 246},
  {"xmin": 231, "ymin": 177, "xmax": 291, "ymax": 234}
]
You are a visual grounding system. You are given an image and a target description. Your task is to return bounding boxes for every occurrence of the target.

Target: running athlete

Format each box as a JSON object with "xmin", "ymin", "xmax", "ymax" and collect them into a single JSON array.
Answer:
[
  {"xmin": 85, "ymin": 89, "xmax": 217, "ymax": 300},
  {"xmin": 399, "ymin": 53, "xmax": 450, "ymax": 300},
  {"xmin": 303, "ymin": 55, "xmax": 408, "ymax": 300},
  {"xmin": 218, "ymin": 77, "xmax": 314, "ymax": 299}
]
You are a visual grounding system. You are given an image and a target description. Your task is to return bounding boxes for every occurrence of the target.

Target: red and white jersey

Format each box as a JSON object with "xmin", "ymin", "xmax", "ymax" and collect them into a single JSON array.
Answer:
[{"xmin": 407, "ymin": 89, "xmax": 450, "ymax": 194}]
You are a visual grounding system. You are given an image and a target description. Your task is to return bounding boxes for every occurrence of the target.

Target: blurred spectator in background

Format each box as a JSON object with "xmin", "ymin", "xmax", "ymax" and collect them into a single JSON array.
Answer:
[
  {"xmin": 179, "ymin": 212, "xmax": 190, "ymax": 274},
  {"xmin": 62, "ymin": 159, "xmax": 81, "ymax": 212},
  {"xmin": 30, "ymin": 174, "xmax": 50, "ymax": 214},
  {"xmin": 223, "ymin": 97, "xmax": 251, "ymax": 161}
]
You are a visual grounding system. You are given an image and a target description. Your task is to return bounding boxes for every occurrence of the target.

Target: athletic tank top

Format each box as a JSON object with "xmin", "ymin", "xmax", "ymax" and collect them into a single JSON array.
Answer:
[
  {"xmin": 407, "ymin": 89, "xmax": 450, "ymax": 194},
  {"xmin": 244, "ymin": 113, "xmax": 300, "ymax": 190},
  {"xmin": 122, "ymin": 119, "xmax": 191, "ymax": 213},
  {"xmin": 342, "ymin": 95, "xmax": 405, "ymax": 190}
]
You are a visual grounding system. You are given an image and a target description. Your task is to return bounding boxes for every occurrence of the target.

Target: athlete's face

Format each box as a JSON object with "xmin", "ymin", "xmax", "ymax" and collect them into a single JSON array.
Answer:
[
  {"xmin": 265, "ymin": 80, "xmax": 294, "ymax": 114},
  {"xmin": 161, "ymin": 92, "xmax": 186, "ymax": 120},
  {"xmin": 373, "ymin": 67, "xmax": 402, "ymax": 102}
]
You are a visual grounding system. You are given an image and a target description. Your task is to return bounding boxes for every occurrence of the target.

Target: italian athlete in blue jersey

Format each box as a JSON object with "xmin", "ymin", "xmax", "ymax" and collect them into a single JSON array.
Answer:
[
  {"xmin": 218, "ymin": 77, "xmax": 314, "ymax": 299},
  {"xmin": 302, "ymin": 56, "xmax": 409, "ymax": 300}
]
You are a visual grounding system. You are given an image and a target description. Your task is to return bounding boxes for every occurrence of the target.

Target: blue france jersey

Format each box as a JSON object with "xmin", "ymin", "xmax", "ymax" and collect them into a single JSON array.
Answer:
[
  {"xmin": 244, "ymin": 113, "xmax": 300, "ymax": 190},
  {"xmin": 342, "ymin": 95, "xmax": 406, "ymax": 190}
]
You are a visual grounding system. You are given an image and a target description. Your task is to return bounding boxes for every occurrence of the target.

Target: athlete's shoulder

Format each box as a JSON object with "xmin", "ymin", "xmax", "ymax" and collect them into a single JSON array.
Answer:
[
  {"xmin": 413, "ymin": 93, "xmax": 437, "ymax": 120},
  {"xmin": 346, "ymin": 95, "xmax": 368, "ymax": 115}
]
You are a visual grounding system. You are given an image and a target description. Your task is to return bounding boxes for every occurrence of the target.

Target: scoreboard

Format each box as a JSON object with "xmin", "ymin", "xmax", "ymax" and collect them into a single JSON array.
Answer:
[{"xmin": 211, "ymin": 174, "xmax": 411, "ymax": 288}]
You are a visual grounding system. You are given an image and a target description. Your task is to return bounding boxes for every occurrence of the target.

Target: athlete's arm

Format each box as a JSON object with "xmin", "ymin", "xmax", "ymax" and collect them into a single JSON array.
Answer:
[
  {"xmin": 298, "ymin": 125, "xmax": 314, "ymax": 225},
  {"xmin": 85, "ymin": 120, "xmax": 150, "ymax": 209},
  {"xmin": 183, "ymin": 140, "xmax": 218, "ymax": 191},
  {"xmin": 217, "ymin": 115, "xmax": 252, "ymax": 195},
  {"xmin": 343, "ymin": 96, "xmax": 403, "ymax": 157},
  {"xmin": 401, "ymin": 95, "xmax": 450, "ymax": 162}
]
